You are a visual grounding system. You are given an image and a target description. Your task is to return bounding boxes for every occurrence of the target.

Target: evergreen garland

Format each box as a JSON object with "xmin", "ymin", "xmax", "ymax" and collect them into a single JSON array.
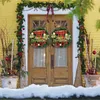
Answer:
[
  {"xmin": 15, "ymin": 0, "xmax": 91, "ymax": 74},
  {"xmin": 77, "ymin": 17, "xmax": 87, "ymax": 74}
]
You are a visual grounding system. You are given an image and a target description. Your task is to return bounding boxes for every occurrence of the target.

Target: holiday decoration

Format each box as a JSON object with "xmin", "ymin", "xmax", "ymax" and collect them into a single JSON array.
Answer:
[
  {"xmin": 92, "ymin": 50, "xmax": 97, "ymax": 69},
  {"xmin": 92, "ymin": 50, "xmax": 96, "ymax": 55},
  {"xmin": 86, "ymin": 67, "xmax": 97, "ymax": 75},
  {"xmin": 29, "ymin": 28, "xmax": 49, "ymax": 48},
  {"xmin": 51, "ymin": 27, "xmax": 72, "ymax": 47},
  {"xmin": 16, "ymin": 0, "xmax": 75, "ymax": 72},
  {"xmin": 84, "ymin": 33, "xmax": 97, "ymax": 75},
  {"xmin": 46, "ymin": 4, "xmax": 54, "ymax": 22},
  {"xmin": 0, "ymin": 26, "xmax": 18, "ymax": 76},
  {"xmin": 16, "ymin": 0, "xmax": 88, "ymax": 74},
  {"xmin": 77, "ymin": 17, "xmax": 86, "ymax": 74}
]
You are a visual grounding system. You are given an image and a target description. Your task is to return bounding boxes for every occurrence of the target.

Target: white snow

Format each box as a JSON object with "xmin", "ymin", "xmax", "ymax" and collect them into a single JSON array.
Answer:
[{"xmin": 0, "ymin": 84, "xmax": 100, "ymax": 99}]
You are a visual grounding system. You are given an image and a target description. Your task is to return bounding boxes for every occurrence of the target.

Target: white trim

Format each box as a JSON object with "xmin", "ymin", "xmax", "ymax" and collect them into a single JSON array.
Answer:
[{"xmin": 22, "ymin": 7, "xmax": 79, "ymax": 86}]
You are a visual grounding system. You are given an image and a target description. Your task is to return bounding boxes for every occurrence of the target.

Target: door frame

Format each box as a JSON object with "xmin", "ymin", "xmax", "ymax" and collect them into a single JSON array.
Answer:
[{"xmin": 21, "ymin": 7, "xmax": 79, "ymax": 87}]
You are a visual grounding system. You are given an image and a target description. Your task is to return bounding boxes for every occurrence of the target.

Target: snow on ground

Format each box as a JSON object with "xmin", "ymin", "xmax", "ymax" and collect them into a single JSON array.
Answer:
[{"xmin": 0, "ymin": 84, "xmax": 100, "ymax": 99}]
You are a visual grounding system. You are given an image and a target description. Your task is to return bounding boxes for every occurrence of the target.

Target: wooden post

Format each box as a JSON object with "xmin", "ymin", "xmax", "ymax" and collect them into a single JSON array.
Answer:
[{"xmin": 11, "ymin": 39, "xmax": 14, "ymax": 71}]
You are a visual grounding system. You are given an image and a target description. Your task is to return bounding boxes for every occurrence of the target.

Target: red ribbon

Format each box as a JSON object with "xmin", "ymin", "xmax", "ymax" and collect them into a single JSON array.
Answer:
[{"xmin": 46, "ymin": 4, "xmax": 54, "ymax": 22}]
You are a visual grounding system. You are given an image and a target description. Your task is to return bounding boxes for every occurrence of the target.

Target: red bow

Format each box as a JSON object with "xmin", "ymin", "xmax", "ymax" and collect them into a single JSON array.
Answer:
[{"xmin": 46, "ymin": 4, "xmax": 54, "ymax": 22}]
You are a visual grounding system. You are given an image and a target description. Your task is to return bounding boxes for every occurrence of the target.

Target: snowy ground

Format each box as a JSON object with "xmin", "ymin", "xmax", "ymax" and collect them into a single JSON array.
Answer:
[{"xmin": 0, "ymin": 84, "xmax": 100, "ymax": 99}]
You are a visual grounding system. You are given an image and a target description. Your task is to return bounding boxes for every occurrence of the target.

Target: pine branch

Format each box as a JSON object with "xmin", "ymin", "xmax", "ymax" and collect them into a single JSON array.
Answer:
[{"xmin": 64, "ymin": 0, "xmax": 94, "ymax": 18}]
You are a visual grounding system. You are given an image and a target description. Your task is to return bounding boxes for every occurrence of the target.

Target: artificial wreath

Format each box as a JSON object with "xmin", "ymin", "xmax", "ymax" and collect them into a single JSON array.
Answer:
[
  {"xmin": 51, "ymin": 27, "xmax": 72, "ymax": 47},
  {"xmin": 29, "ymin": 28, "xmax": 49, "ymax": 48}
]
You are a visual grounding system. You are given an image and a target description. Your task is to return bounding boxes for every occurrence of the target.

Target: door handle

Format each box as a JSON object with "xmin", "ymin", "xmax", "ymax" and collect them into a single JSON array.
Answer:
[{"xmin": 51, "ymin": 55, "xmax": 54, "ymax": 69}]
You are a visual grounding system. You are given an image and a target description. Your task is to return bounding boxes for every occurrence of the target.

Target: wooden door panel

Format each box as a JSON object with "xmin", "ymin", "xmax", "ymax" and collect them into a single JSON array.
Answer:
[
  {"xmin": 54, "ymin": 78, "xmax": 68, "ymax": 84},
  {"xmin": 31, "ymin": 68, "xmax": 47, "ymax": 84},
  {"xmin": 50, "ymin": 15, "xmax": 72, "ymax": 85},
  {"xmin": 51, "ymin": 68, "xmax": 68, "ymax": 85},
  {"xmin": 31, "ymin": 47, "xmax": 47, "ymax": 84},
  {"xmin": 53, "ymin": 68, "xmax": 68, "ymax": 78},
  {"xmin": 31, "ymin": 68, "xmax": 47, "ymax": 78},
  {"xmin": 31, "ymin": 77, "xmax": 47, "ymax": 84},
  {"xmin": 28, "ymin": 15, "xmax": 49, "ymax": 85},
  {"xmin": 28, "ymin": 15, "xmax": 72, "ymax": 86}
]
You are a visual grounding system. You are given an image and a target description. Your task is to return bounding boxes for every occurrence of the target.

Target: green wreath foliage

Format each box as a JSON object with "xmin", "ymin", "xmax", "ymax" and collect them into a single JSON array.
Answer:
[
  {"xmin": 51, "ymin": 27, "xmax": 72, "ymax": 48},
  {"xmin": 29, "ymin": 28, "xmax": 49, "ymax": 48}
]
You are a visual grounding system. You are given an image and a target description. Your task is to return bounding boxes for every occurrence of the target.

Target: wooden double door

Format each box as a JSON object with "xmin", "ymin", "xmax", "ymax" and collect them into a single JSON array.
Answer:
[{"xmin": 28, "ymin": 15, "xmax": 72, "ymax": 86}]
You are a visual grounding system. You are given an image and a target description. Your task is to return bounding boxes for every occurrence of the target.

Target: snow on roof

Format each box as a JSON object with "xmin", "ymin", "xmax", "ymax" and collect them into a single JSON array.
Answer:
[{"xmin": 0, "ymin": 84, "xmax": 100, "ymax": 99}]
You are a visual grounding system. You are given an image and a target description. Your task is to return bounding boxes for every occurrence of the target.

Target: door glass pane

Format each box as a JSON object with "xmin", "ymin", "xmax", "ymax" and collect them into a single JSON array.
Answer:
[
  {"xmin": 34, "ymin": 48, "xmax": 45, "ymax": 67},
  {"xmin": 55, "ymin": 48, "xmax": 67, "ymax": 67}
]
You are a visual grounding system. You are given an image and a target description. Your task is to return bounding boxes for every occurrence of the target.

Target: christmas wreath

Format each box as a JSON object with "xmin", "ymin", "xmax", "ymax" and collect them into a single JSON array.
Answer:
[
  {"xmin": 51, "ymin": 27, "xmax": 72, "ymax": 47},
  {"xmin": 29, "ymin": 28, "xmax": 49, "ymax": 48}
]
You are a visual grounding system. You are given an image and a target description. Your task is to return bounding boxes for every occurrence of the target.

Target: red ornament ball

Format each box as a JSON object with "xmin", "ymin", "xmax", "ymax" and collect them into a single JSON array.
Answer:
[
  {"xmin": 5, "ymin": 57, "xmax": 11, "ymax": 61},
  {"xmin": 92, "ymin": 50, "xmax": 96, "ymax": 55}
]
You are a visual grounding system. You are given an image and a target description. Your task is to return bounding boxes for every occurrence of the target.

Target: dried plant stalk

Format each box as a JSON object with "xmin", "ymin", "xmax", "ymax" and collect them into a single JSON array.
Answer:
[
  {"xmin": 0, "ymin": 26, "xmax": 10, "ymax": 59},
  {"xmin": 0, "ymin": 30, "xmax": 5, "ymax": 59}
]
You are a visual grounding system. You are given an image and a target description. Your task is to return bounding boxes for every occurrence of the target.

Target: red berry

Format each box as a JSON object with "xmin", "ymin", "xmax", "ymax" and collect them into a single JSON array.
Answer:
[
  {"xmin": 92, "ymin": 50, "xmax": 96, "ymax": 55},
  {"xmin": 23, "ymin": 28, "xmax": 25, "ymax": 30},
  {"xmin": 18, "ymin": 52, "xmax": 23, "ymax": 57},
  {"xmin": 19, "ymin": 31, "xmax": 22, "ymax": 35},
  {"xmin": 20, "ymin": 39, "xmax": 23, "ymax": 42},
  {"xmin": 78, "ymin": 20, "xmax": 80, "ymax": 23},
  {"xmin": 5, "ymin": 57, "xmax": 11, "ymax": 61},
  {"xmin": 18, "ymin": 16, "xmax": 22, "ymax": 19}
]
